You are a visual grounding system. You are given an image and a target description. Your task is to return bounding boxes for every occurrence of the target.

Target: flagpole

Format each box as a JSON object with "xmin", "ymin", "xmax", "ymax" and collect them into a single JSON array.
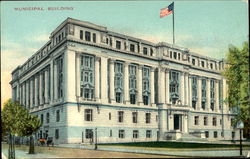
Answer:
[{"xmin": 172, "ymin": 2, "xmax": 175, "ymax": 45}]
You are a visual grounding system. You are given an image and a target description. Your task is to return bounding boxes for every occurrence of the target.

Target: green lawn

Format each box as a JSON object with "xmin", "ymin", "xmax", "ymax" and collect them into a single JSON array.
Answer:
[{"xmin": 99, "ymin": 141, "xmax": 250, "ymax": 149}]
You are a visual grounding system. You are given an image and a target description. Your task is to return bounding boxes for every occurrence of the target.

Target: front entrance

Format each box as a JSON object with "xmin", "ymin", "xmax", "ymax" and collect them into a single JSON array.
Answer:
[{"xmin": 174, "ymin": 114, "xmax": 182, "ymax": 131}]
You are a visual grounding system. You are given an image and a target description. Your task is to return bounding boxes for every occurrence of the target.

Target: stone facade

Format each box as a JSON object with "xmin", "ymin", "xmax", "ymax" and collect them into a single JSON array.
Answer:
[{"xmin": 10, "ymin": 18, "xmax": 239, "ymax": 144}]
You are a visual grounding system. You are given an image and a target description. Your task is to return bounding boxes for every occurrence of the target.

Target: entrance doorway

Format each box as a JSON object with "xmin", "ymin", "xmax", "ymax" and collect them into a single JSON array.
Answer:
[{"xmin": 174, "ymin": 114, "xmax": 182, "ymax": 131}]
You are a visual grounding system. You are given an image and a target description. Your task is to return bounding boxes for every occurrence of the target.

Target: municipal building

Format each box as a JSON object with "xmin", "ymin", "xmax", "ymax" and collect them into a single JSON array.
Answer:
[{"xmin": 10, "ymin": 18, "xmax": 239, "ymax": 144}]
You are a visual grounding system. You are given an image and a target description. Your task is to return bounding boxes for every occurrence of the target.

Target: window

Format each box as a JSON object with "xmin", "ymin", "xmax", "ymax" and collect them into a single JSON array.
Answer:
[
  {"xmin": 119, "ymin": 130, "xmax": 125, "ymax": 138},
  {"xmin": 118, "ymin": 111, "xmax": 124, "ymax": 123},
  {"xmin": 192, "ymin": 59, "xmax": 195, "ymax": 65},
  {"xmin": 145, "ymin": 113, "xmax": 151, "ymax": 123},
  {"xmin": 55, "ymin": 129, "xmax": 59, "ymax": 139},
  {"xmin": 85, "ymin": 109, "xmax": 93, "ymax": 121},
  {"xmin": 124, "ymin": 42, "xmax": 127, "ymax": 50},
  {"xmin": 201, "ymin": 61, "xmax": 205, "ymax": 67},
  {"xmin": 130, "ymin": 94, "xmax": 136, "ymax": 104},
  {"xmin": 214, "ymin": 131, "xmax": 218, "ymax": 138},
  {"xmin": 41, "ymin": 114, "xmax": 43, "ymax": 125},
  {"xmin": 110, "ymin": 37, "xmax": 112, "ymax": 46},
  {"xmin": 133, "ymin": 130, "xmax": 139, "ymax": 138},
  {"xmin": 202, "ymin": 101, "xmax": 206, "ymax": 110},
  {"xmin": 143, "ymin": 47, "xmax": 148, "ymax": 55},
  {"xmin": 55, "ymin": 56, "xmax": 63, "ymax": 98},
  {"xmin": 170, "ymin": 71, "xmax": 180, "ymax": 104},
  {"xmin": 221, "ymin": 132, "xmax": 224, "ymax": 137},
  {"xmin": 93, "ymin": 33, "xmax": 96, "ymax": 43},
  {"xmin": 194, "ymin": 116, "xmax": 199, "ymax": 125},
  {"xmin": 85, "ymin": 31, "xmax": 91, "ymax": 41},
  {"xmin": 156, "ymin": 115, "xmax": 158, "ymax": 122},
  {"xmin": 130, "ymin": 44, "xmax": 135, "ymax": 52},
  {"xmin": 142, "ymin": 67, "xmax": 150, "ymax": 105},
  {"xmin": 80, "ymin": 55, "xmax": 95, "ymax": 99},
  {"xmin": 132, "ymin": 112, "xmax": 138, "ymax": 123},
  {"xmin": 115, "ymin": 62, "xmax": 124, "ymax": 103},
  {"xmin": 146, "ymin": 130, "xmax": 152, "ymax": 138},
  {"xmin": 204, "ymin": 117, "xmax": 208, "ymax": 126},
  {"xmin": 178, "ymin": 53, "xmax": 180, "ymax": 60},
  {"xmin": 109, "ymin": 112, "xmax": 111, "ymax": 120},
  {"xmin": 192, "ymin": 101, "xmax": 197, "ymax": 109},
  {"xmin": 110, "ymin": 130, "xmax": 112, "ymax": 137},
  {"xmin": 210, "ymin": 63, "xmax": 213, "ymax": 69},
  {"xmin": 56, "ymin": 110, "xmax": 60, "ymax": 122},
  {"xmin": 85, "ymin": 129, "xmax": 93, "ymax": 139},
  {"xmin": 211, "ymin": 102, "xmax": 214, "ymax": 111},
  {"xmin": 205, "ymin": 131, "xmax": 209, "ymax": 138},
  {"xmin": 212, "ymin": 117, "xmax": 217, "ymax": 126},
  {"xmin": 150, "ymin": 48, "xmax": 153, "ymax": 56},
  {"xmin": 116, "ymin": 41, "xmax": 121, "ymax": 49},
  {"xmin": 116, "ymin": 92, "xmax": 122, "ymax": 103},
  {"xmin": 192, "ymin": 76, "xmax": 197, "ymax": 108},
  {"xmin": 46, "ymin": 113, "xmax": 50, "ymax": 123},
  {"xmin": 173, "ymin": 52, "xmax": 177, "ymax": 59},
  {"xmin": 170, "ymin": 51, "xmax": 172, "ymax": 58}
]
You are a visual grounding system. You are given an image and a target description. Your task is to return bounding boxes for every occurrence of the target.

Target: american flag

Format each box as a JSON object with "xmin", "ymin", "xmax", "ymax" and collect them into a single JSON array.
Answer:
[{"xmin": 160, "ymin": 2, "xmax": 174, "ymax": 18}]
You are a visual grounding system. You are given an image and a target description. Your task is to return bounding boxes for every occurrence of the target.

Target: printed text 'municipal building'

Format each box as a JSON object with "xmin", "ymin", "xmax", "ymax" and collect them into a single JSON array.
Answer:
[{"xmin": 10, "ymin": 18, "xmax": 240, "ymax": 144}]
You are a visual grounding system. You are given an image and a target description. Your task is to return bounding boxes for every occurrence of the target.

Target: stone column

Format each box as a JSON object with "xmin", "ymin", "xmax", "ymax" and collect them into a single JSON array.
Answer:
[
  {"xmin": 180, "ymin": 72, "xmax": 185, "ymax": 105},
  {"xmin": 26, "ymin": 81, "xmax": 29, "ymax": 109},
  {"xmin": 95, "ymin": 57, "xmax": 101, "ymax": 101},
  {"xmin": 188, "ymin": 75, "xmax": 192, "ymax": 107},
  {"xmin": 39, "ymin": 72, "xmax": 43, "ymax": 105},
  {"xmin": 30, "ymin": 79, "xmax": 33, "ymax": 108},
  {"xmin": 50, "ymin": 61, "xmax": 54, "ymax": 103},
  {"xmin": 197, "ymin": 76, "xmax": 202, "ymax": 110},
  {"xmin": 65, "ymin": 50, "xmax": 76, "ymax": 102},
  {"xmin": 184, "ymin": 73, "xmax": 189, "ymax": 105},
  {"xmin": 159, "ymin": 110, "xmax": 167, "ymax": 140},
  {"xmin": 206, "ymin": 78, "xmax": 211, "ymax": 111},
  {"xmin": 34, "ymin": 75, "xmax": 38, "ymax": 107},
  {"xmin": 101, "ymin": 57, "xmax": 108, "ymax": 103},
  {"xmin": 124, "ymin": 62, "xmax": 129, "ymax": 104},
  {"xmin": 54, "ymin": 61, "xmax": 58, "ymax": 100},
  {"xmin": 137, "ymin": 65, "xmax": 143, "ymax": 105},
  {"xmin": 215, "ymin": 80, "xmax": 219, "ymax": 112},
  {"xmin": 150, "ymin": 67, "xmax": 155, "ymax": 105},
  {"xmin": 109, "ymin": 59, "xmax": 115, "ymax": 102},
  {"xmin": 44, "ymin": 69, "xmax": 49, "ymax": 104},
  {"xmin": 75, "ymin": 53, "xmax": 80, "ymax": 98},
  {"xmin": 22, "ymin": 83, "xmax": 25, "ymax": 106},
  {"xmin": 165, "ymin": 69, "xmax": 170, "ymax": 104},
  {"xmin": 158, "ymin": 67, "xmax": 166, "ymax": 104}
]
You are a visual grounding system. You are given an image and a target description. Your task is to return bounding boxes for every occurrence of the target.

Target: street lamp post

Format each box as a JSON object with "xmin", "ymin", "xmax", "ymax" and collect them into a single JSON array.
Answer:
[{"xmin": 236, "ymin": 120, "xmax": 244, "ymax": 157}]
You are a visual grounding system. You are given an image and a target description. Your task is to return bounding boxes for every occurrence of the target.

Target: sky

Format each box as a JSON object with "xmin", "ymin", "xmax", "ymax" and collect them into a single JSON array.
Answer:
[{"xmin": 1, "ymin": 0, "xmax": 249, "ymax": 107}]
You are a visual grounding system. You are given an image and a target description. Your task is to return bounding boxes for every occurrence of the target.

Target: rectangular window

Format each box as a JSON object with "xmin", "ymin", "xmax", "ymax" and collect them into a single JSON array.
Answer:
[
  {"xmin": 194, "ymin": 116, "xmax": 199, "ymax": 125},
  {"xmin": 85, "ymin": 31, "xmax": 91, "ymax": 41},
  {"xmin": 204, "ymin": 117, "xmax": 208, "ymax": 126},
  {"xmin": 178, "ymin": 53, "xmax": 180, "ymax": 60},
  {"xmin": 146, "ymin": 130, "xmax": 152, "ymax": 138},
  {"xmin": 109, "ymin": 113, "xmax": 111, "ymax": 120},
  {"xmin": 80, "ymin": 30, "xmax": 83, "ymax": 40},
  {"xmin": 85, "ymin": 129, "xmax": 93, "ymax": 139},
  {"xmin": 173, "ymin": 52, "xmax": 177, "ymax": 59},
  {"xmin": 85, "ymin": 109, "xmax": 93, "ymax": 121},
  {"xmin": 116, "ymin": 92, "xmax": 122, "ymax": 103},
  {"xmin": 205, "ymin": 131, "xmax": 209, "ymax": 138},
  {"xmin": 119, "ymin": 130, "xmax": 125, "ymax": 138},
  {"xmin": 46, "ymin": 113, "xmax": 49, "ymax": 123},
  {"xmin": 213, "ymin": 117, "xmax": 217, "ymax": 126},
  {"xmin": 110, "ymin": 130, "xmax": 112, "ymax": 137},
  {"xmin": 214, "ymin": 131, "xmax": 218, "ymax": 138},
  {"xmin": 202, "ymin": 101, "xmax": 206, "ymax": 110},
  {"xmin": 41, "ymin": 114, "xmax": 43, "ymax": 125},
  {"xmin": 192, "ymin": 101, "xmax": 197, "ymax": 109},
  {"xmin": 56, "ymin": 110, "xmax": 60, "ymax": 122},
  {"xmin": 210, "ymin": 63, "xmax": 213, "ymax": 69},
  {"xmin": 145, "ymin": 113, "xmax": 151, "ymax": 124},
  {"xmin": 143, "ymin": 95, "xmax": 149, "ymax": 105},
  {"xmin": 211, "ymin": 102, "xmax": 214, "ymax": 111},
  {"xmin": 130, "ymin": 94, "xmax": 136, "ymax": 104},
  {"xmin": 143, "ymin": 47, "xmax": 148, "ymax": 55},
  {"xmin": 192, "ymin": 59, "xmax": 195, "ymax": 65},
  {"xmin": 150, "ymin": 48, "xmax": 153, "ymax": 56},
  {"xmin": 56, "ymin": 56, "xmax": 63, "ymax": 98},
  {"xmin": 118, "ymin": 111, "xmax": 124, "ymax": 123},
  {"xmin": 133, "ymin": 130, "xmax": 139, "ymax": 138},
  {"xmin": 93, "ymin": 33, "xmax": 96, "ymax": 43},
  {"xmin": 132, "ymin": 112, "xmax": 138, "ymax": 123},
  {"xmin": 55, "ymin": 129, "xmax": 59, "ymax": 139},
  {"xmin": 116, "ymin": 41, "xmax": 121, "ymax": 49},
  {"xmin": 130, "ymin": 44, "xmax": 135, "ymax": 52},
  {"xmin": 170, "ymin": 51, "xmax": 172, "ymax": 58},
  {"xmin": 201, "ymin": 61, "xmax": 205, "ymax": 67}
]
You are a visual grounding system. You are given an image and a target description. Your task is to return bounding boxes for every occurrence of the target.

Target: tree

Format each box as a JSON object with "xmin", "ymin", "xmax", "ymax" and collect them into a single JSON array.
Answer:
[
  {"xmin": 223, "ymin": 41, "xmax": 250, "ymax": 139},
  {"xmin": 1, "ymin": 99, "xmax": 41, "ymax": 157}
]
